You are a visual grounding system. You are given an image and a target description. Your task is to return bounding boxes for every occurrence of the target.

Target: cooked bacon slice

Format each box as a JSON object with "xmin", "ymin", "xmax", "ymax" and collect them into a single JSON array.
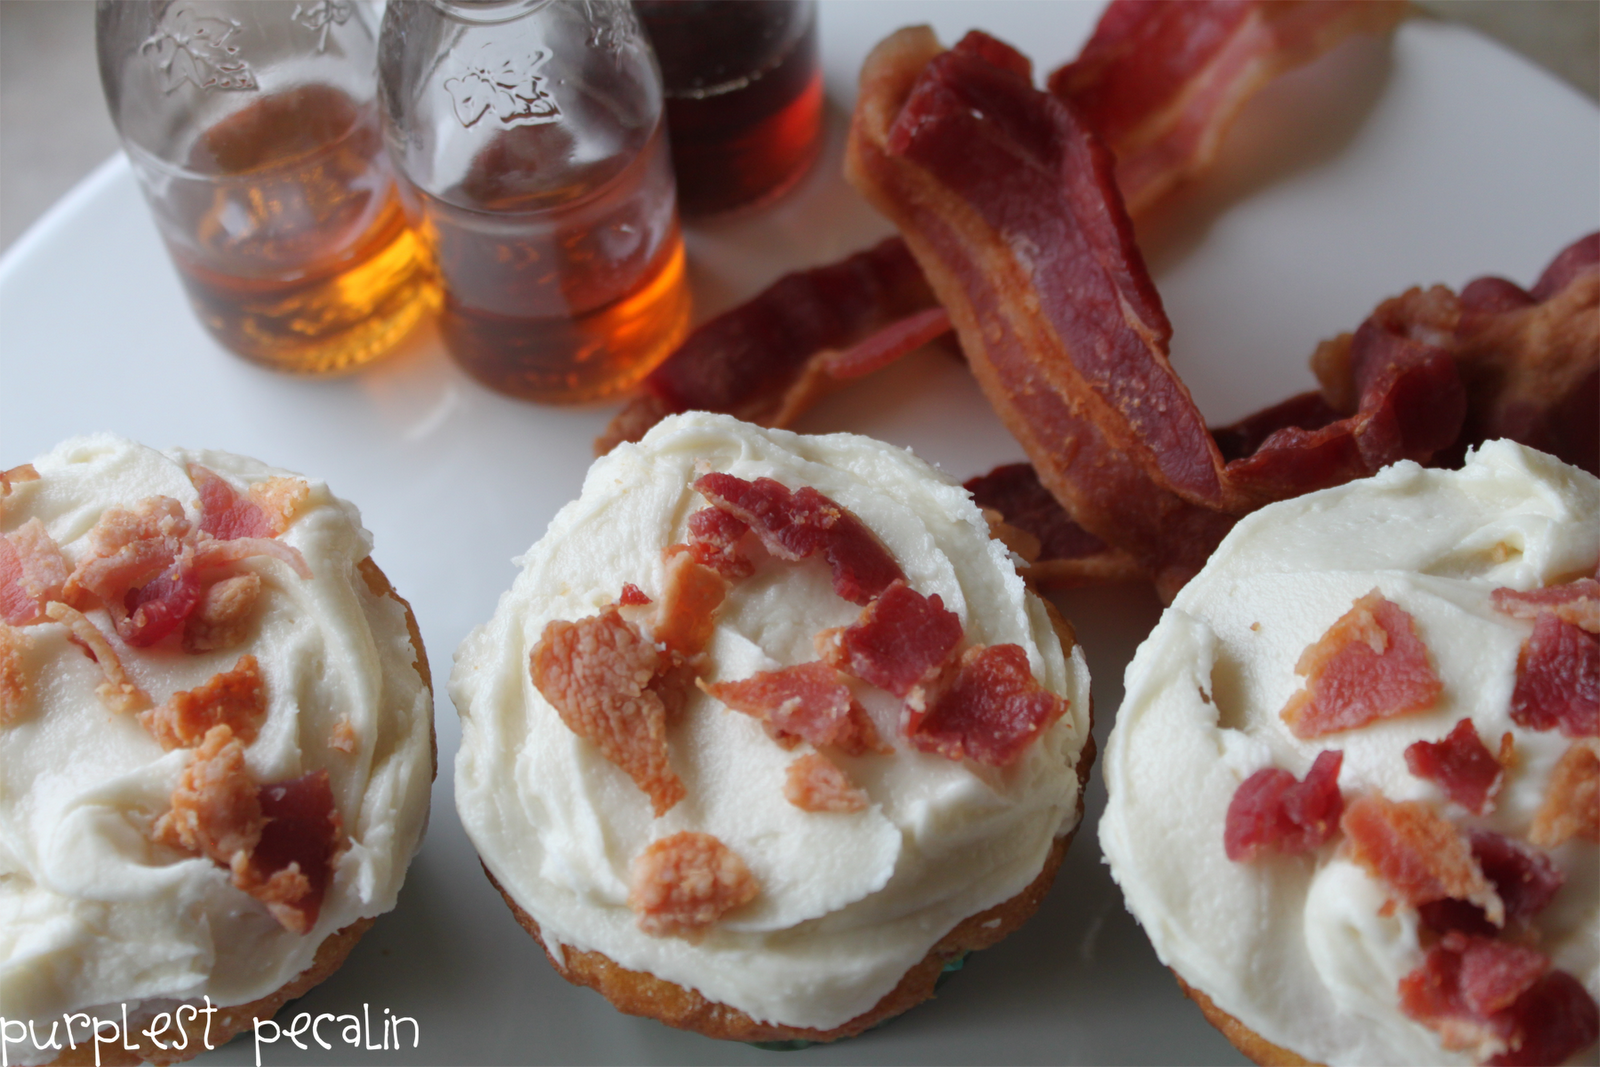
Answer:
[
  {"xmin": 154, "ymin": 724, "xmax": 263, "ymax": 864},
  {"xmin": 693, "ymin": 473, "xmax": 904, "ymax": 605},
  {"xmin": 703, "ymin": 661, "xmax": 889, "ymax": 757},
  {"xmin": 628, "ymin": 831, "xmax": 760, "ymax": 938},
  {"xmin": 1405, "ymin": 718, "xmax": 1504, "ymax": 815},
  {"xmin": 189, "ymin": 464, "xmax": 306, "ymax": 540},
  {"xmin": 648, "ymin": 547, "xmax": 725, "ymax": 659},
  {"xmin": 0, "ymin": 623, "xmax": 29, "ymax": 726},
  {"xmin": 1530, "ymin": 739, "xmax": 1600, "ymax": 848},
  {"xmin": 0, "ymin": 519, "xmax": 68, "ymax": 625},
  {"xmin": 685, "ymin": 506, "xmax": 753, "ymax": 580},
  {"xmin": 618, "ymin": 583, "xmax": 651, "ymax": 606},
  {"xmin": 784, "ymin": 752, "xmax": 870, "ymax": 813},
  {"xmin": 1508, "ymin": 611, "xmax": 1600, "ymax": 738},
  {"xmin": 904, "ymin": 643, "xmax": 1068, "ymax": 767},
  {"xmin": 819, "ymin": 580, "xmax": 962, "ymax": 697},
  {"xmin": 43, "ymin": 601, "xmax": 147, "ymax": 714},
  {"xmin": 1341, "ymin": 794, "xmax": 1502, "ymax": 925},
  {"xmin": 235, "ymin": 769, "xmax": 346, "ymax": 934},
  {"xmin": 1048, "ymin": 0, "xmax": 1406, "ymax": 216},
  {"xmin": 1492, "ymin": 578, "xmax": 1600, "ymax": 634},
  {"xmin": 964, "ymin": 464, "xmax": 1143, "ymax": 586},
  {"xmin": 823, "ymin": 307, "xmax": 955, "ymax": 380},
  {"xmin": 182, "ymin": 573, "xmax": 262, "ymax": 653},
  {"xmin": 139, "ymin": 654, "xmax": 268, "ymax": 751},
  {"xmin": 1419, "ymin": 830, "xmax": 1565, "ymax": 937},
  {"xmin": 595, "ymin": 238, "xmax": 939, "ymax": 454},
  {"xmin": 1279, "ymin": 590, "xmax": 1441, "ymax": 739},
  {"xmin": 1223, "ymin": 749, "xmax": 1343, "ymax": 862},
  {"xmin": 530, "ymin": 607, "xmax": 685, "ymax": 816}
]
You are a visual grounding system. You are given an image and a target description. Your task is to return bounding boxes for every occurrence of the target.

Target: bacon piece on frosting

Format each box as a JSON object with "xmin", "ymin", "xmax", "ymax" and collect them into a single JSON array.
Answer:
[
  {"xmin": 685, "ymin": 506, "xmax": 753, "ymax": 581},
  {"xmin": 649, "ymin": 547, "xmax": 726, "ymax": 659},
  {"xmin": 190, "ymin": 463, "xmax": 307, "ymax": 540},
  {"xmin": 1487, "ymin": 972, "xmax": 1600, "ymax": 1067},
  {"xmin": 0, "ymin": 463, "xmax": 39, "ymax": 496},
  {"xmin": 155, "ymin": 724, "xmax": 263, "ymax": 865},
  {"xmin": 1048, "ymin": 0, "xmax": 1406, "ymax": 217},
  {"xmin": 1223, "ymin": 749, "xmax": 1344, "ymax": 862},
  {"xmin": 139, "ymin": 654, "xmax": 268, "ymax": 751},
  {"xmin": 0, "ymin": 623, "xmax": 29, "ymax": 726},
  {"xmin": 819, "ymin": 579, "xmax": 962, "ymax": 697},
  {"xmin": 1405, "ymin": 719, "xmax": 1505, "ymax": 816},
  {"xmin": 904, "ymin": 644, "xmax": 1068, "ymax": 767},
  {"xmin": 1492, "ymin": 579, "xmax": 1600, "ymax": 634},
  {"xmin": 703, "ymin": 661, "xmax": 889, "ymax": 757},
  {"xmin": 1419, "ymin": 830, "xmax": 1565, "ymax": 938},
  {"xmin": 235, "ymin": 769, "xmax": 346, "ymax": 934},
  {"xmin": 596, "ymin": 238, "xmax": 938, "ymax": 454},
  {"xmin": 0, "ymin": 519, "xmax": 68, "ymax": 625},
  {"xmin": 530, "ymin": 607, "xmax": 686, "ymax": 816},
  {"xmin": 618, "ymin": 583, "xmax": 651, "ymax": 607},
  {"xmin": 693, "ymin": 473, "xmax": 903, "ymax": 605},
  {"xmin": 784, "ymin": 752, "xmax": 870, "ymax": 814},
  {"xmin": 43, "ymin": 601, "xmax": 148, "ymax": 714},
  {"xmin": 628, "ymin": 831, "xmax": 760, "ymax": 939},
  {"xmin": 1508, "ymin": 611, "xmax": 1600, "ymax": 738},
  {"xmin": 1341, "ymin": 794, "xmax": 1503, "ymax": 926},
  {"xmin": 182, "ymin": 573, "xmax": 262, "ymax": 653},
  {"xmin": 1280, "ymin": 590, "xmax": 1441, "ymax": 739},
  {"xmin": 1530, "ymin": 739, "xmax": 1600, "ymax": 848}
]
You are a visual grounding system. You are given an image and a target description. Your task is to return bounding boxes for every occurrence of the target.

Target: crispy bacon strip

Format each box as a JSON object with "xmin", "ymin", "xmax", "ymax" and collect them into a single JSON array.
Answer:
[
  {"xmin": 139, "ymin": 654, "xmax": 267, "ymax": 751},
  {"xmin": 1508, "ymin": 611, "xmax": 1600, "ymax": 738},
  {"xmin": 530, "ymin": 607, "xmax": 686, "ymax": 816},
  {"xmin": 903, "ymin": 643, "xmax": 1068, "ymax": 767},
  {"xmin": 628, "ymin": 832, "xmax": 760, "ymax": 938},
  {"xmin": 1341, "ymin": 794, "xmax": 1503, "ymax": 926},
  {"xmin": 1492, "ymin": 578, "xmax": 1600, "ymax": 634},
  {"xmin": 1405, "ymin": 718, "xmax": 1505, "ymax": 816},
  {"xmin": 784, "ymin": 752, "xmax": 870, "ymax": 813},
  {"xmin": 0, "ymin": 623, "xmax": 29, "ymax": 726},
  {"xmin": 44, "ymin": 601, "xmax": 148, "ymax": 714},
  {"xmin": 702, "ymin": 661, "xmax": 889, "ymax": 757},
  {"xmin": 964, "ymin": 464, "xmax": 1143, "ymax": 586},
  {"xmin": 1223, "ymin": 749, "xmax": 1343, "ymax": 861},
  {"xmin": 1049, "ymin": 0, "xmax": 1406, "ymax": 216},
  {"xmin": 818, "ymin": 579, "xmax": 962, "ymax": 698},
  {"xmin": 1530, "ymin": 739, "xmax": 1600, "ymax": 848},
  {"xmin": 1280, "ymin": 590, "xmax": 1441, "ymax": 739}
]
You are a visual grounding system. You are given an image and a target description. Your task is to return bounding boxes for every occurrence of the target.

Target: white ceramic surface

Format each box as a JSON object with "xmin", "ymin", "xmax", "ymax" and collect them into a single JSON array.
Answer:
[{"xmin": 1, "ymin": 3, "xmax": 1595, "ymax": 1064}]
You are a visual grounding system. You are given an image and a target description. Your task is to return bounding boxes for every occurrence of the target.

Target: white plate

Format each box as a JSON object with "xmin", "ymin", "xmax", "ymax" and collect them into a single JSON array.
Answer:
[{"xmin": 2, "ymin": 4, "xmax": 1595, "ymax": 1064}]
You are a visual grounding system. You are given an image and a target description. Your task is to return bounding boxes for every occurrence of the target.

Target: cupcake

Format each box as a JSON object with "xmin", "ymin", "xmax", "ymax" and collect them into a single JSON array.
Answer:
[
  {"xmin": 1101, "ymin": 440, "xmax": 1598, "ymax": 1066},
  {"xmin": 0, "ymin": 435, "xmax": 433, "ymax": 1066},
  {"xmin": 452, "ymin": 412, "xmax": 1092, "ymax": 1042}
]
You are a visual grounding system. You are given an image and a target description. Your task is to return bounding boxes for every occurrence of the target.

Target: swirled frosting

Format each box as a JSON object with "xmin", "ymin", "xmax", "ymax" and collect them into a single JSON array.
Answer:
[
  {"xmin": 1101, "ymin": 440, "xmax": 1599, "ymax": 1065},
  {"xmin": 451, "ymin": 412, "xmax": 1090, "ymax": 1030},
  {"xmin": 0, "ymin": 435, "xmax": 433, "ymax": 1057}
]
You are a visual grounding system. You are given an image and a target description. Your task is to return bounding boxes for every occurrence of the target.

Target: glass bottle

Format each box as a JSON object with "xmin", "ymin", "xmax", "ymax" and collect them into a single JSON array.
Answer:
[
  {"xmin": 378, "ymin": 0, "xmax": 691, "ymax": 404},
  {"xmin": 96, "ymin": 0, "xmax": 435, "ymax": 374}
]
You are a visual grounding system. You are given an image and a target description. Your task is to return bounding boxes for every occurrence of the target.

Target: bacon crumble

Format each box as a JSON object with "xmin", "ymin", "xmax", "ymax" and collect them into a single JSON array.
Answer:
[
  {"xmin": 819, "ymin": 579, "xmax": 962, "ymax": 697},
  {"xmin": 784, "ymin": 752, "xmax": 870, "ymax": 813},
  {"xmin": 1492, "ymin": 579, "xmax": 1600, "ymax": 633},
  {"xmin": 628, "ymin": 832, "xmax": 760, "ymax": 938},
  {"xmin": 0, "ymin": 519, "xmax": 68, "ymax": 625},
  {"xmin": 44, "ymin": 601, "xmax": 148, "ymax": 713},
  {"xmin": 181, "ymin": 572, "xmax": 262, "ymax": 653},
  {"xmin": 329, "ymin": 718, "xmax": 358, "ymax": 754},
  {"xmin": 1340, "ymin": 794, "xmax": 1503, "ymax": 926},
  {"xmin": 903, "ymin": 644, "xmax": 1068, "ymax": 767},
  {"xmin": 649, "ymin": 547, "xmax": 726, "ymax": 659},
  {"xmin": 1530, "ymin": 739, "xmax": 1600, "ymax": 847},
  {"xmin": 1508, "ymin": 610, "xmax": 1600, "ymax": 738},
  {"xmin": 703, "ymin": 661, "xmax": 889, "ymax": 757},
  {"xmin": 1405, "ymin": 718, "xmax": 1506, "ymax": 815},
  {"xmin": 685, "ymin": 506, "xmax": 754, "ymax": 580},
  {"xmin": 618, "ymin": 583, "xmax": 652, "ymax": 606},
  {"xmin": 530, "ymin": 607, "xmax": 686, "ymax": 816},
  {"xmin": 1223, "ymin": 750, "xmax": 1344, "ymax": 862},
  {"xmin": 155, "ymin": 724, "xmax": 263, "ymax": 864},
  {"xmin": 0, "ymin": 622, "xmax": 30, "ymax": 726},
  {"xmin": 1280, "ymin": 590, "xmax": 1442, "ymax": 738},
  {"xmin": 1418, "ymin": 830, "xmax": 1566, "ymax": 939},
  {"xmin": 139, "ymin": 654, "xmax": 268, "ymax": 750}
]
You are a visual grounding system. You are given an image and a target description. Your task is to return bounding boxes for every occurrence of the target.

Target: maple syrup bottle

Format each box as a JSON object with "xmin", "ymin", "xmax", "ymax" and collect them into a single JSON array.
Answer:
[
  {"xmin": 635, "ymin": 0, "xmax": 823, "ymax": 218},
  {"xmin": 378, "ymin": 0, "xmax": 691, "ymax": 404}
]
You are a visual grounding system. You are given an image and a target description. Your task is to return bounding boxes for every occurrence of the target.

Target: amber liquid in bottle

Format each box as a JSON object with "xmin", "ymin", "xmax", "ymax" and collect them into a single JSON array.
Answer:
[
  {"xmin": 636, "ymin": 0, "xmax": 823, "ymax": 217},
  {"xmin": 158, "ymin": 85, "xmax": 435, "ymax": 374},
  {"xmin": 402, "ymin": 120, "xmax": 691, "ymax": 404}
]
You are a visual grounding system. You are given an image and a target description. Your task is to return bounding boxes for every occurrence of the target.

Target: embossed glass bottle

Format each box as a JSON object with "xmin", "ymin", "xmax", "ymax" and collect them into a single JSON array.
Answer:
[
  {"xmin": 96, "ymin": 1, "xmax": 436, "ymax": 374},
  {"xmin": 378, "ymin": 0, "xmax": 690, "ymax": 404}
]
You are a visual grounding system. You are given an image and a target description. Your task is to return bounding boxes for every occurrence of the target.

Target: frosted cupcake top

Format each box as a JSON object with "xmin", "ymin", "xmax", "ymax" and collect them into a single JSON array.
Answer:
[
  {"xmin": 1101, "ymin": 440, "xmax": 1599, "ymax": 1066},
  {"xmin": 0, "ymin": 435, "xmax": 433, "ymax": 1050},
  {"xmin": 451, "ymin": 412, "xmax": 1091, "ymax": 1030}
]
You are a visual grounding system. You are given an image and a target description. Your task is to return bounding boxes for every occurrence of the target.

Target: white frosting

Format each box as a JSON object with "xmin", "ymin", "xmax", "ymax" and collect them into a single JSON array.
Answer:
[
  {"xmin": 1100, "ymin": 440, "xmax": 1600, "ymax": 1066},
  {"xmin": 0, "ymin": 435, "xmax": 433, "ymax": 1059},
  {"xmin": 451, "ymin": 412, "xmax": 1091, "ymax": 1030}
]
